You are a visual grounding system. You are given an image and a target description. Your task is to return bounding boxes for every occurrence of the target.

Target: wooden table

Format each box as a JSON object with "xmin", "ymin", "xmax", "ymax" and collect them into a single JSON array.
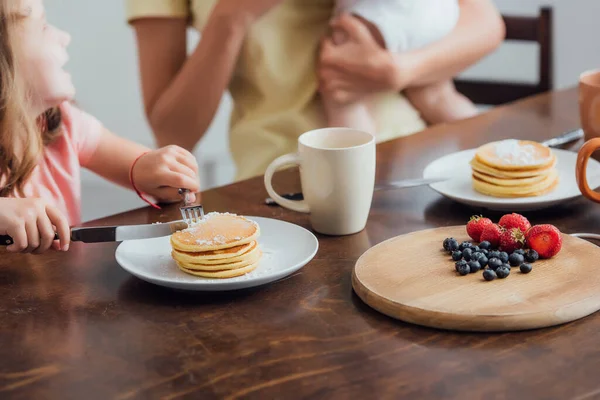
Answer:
[{"xmin": 1, "ymin": 88, "xmax": 599, "ymax": 400}]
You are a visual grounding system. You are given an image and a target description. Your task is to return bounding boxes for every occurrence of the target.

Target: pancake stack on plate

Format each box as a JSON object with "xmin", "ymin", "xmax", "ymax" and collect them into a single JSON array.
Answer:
[
  {"xmin": 470, "ymin": 139, "xmax": 559, "ymax": 198},
  {"xmin": 170, "ymin": 212, "xmax": 261, "ymax": 278}
]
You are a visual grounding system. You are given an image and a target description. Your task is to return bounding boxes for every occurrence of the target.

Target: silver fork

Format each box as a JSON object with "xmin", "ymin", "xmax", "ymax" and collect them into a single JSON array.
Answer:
[{"xmin": 178, "ymin": 188, "xmax": 204, "ymax": 225}]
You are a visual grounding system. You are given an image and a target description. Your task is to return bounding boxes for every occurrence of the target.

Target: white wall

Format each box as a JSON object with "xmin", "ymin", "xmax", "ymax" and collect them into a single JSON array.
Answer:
[
  {"xmin": 45, "ymin": 0, "xmax": 600, "ymax": 222},
  {"xmin": 460, "ymin": 0, "xmax": 600, "ymax": 88}
]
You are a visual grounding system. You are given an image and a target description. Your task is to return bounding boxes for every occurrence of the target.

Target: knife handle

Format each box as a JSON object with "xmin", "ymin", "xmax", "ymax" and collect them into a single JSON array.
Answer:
[
  {"xmin": 1, "ymin": 233, "xmax": 60, "ymax": 246},
  {"xmin": 542, "ymin": 128, "xmax": 584, "ymax": 148},
  {"xmin": 0, "ymin": 235, "xmax": 13, "ymax": 246},
  {"xmin": 265, "ymin": 192, "xmax": 304, "ymax": 205}
]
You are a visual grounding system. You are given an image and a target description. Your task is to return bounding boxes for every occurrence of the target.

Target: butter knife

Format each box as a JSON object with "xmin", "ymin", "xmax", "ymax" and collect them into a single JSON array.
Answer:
[
  {"xmin": 541, "ymin": 128, "xmax": 583, "ymax": 147},
  {"xmin": 265, "ymin": 177, "xmax": 448, "ymax": 205},
  {"xmin": 0, "ymin": 220, "xmax": 189, "ymax": 245}
]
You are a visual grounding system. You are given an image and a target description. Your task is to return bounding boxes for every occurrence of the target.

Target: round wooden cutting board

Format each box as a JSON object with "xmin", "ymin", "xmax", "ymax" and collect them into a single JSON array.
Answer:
[{"xmin": 352, "ymin": 226, "xmax": 600, "ymax": 332}]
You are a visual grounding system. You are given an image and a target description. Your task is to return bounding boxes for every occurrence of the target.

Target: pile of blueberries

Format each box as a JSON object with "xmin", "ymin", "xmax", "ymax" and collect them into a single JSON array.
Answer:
[{"xmin": 442, "ymin": 238, "xmax": 538, "ymax": 281}]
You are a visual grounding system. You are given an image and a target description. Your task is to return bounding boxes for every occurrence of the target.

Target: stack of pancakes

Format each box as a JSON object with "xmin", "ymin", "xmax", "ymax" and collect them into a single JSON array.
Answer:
[
  {"xmin": 170, "ymin": 212, "xmax": 261, "ymax": 278},
  {"xmin": 470, "ymin": 139, "xmax": 559, "ymax": 198}
]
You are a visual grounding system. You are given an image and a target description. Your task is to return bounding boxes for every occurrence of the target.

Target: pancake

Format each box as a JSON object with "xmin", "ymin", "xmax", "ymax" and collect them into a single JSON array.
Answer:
[
  {"xmin": 472, "ymin": 169, "xmax": 553, "ymax": 187},
  {"xmin": 472, "ymin": 170, "xmax": 559, "ymax": 198},
  {"xmin": 172, "ymin": 241, "xmax": 258, "ymax": 264},
  {"xmin": 470, "ymin": 139, "xmax": 559, "ymax": 198},
  {"xmin": 172, "ymin": 245, "xmax": 261, "ymax": 268},
  {"xmin": 475, "ymin": 140, "xmax": 555, "ymax": 171},
  {"xmin": 170, "ymin": 212, "xmax": 262, "ymax": 279},
  {"xmin": 470, "ymin": 157, "xmax": 556, "ymax": 179},
  {"xmin": 176, "ymin": 261, "xmax": 259, "ymax": 279},
  {"xmin": 170, "ymin": 212, "xmax": 259, "ymax": 252}
]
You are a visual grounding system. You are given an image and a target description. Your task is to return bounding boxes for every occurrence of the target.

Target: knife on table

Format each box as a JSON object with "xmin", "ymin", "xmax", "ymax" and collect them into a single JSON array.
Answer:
[
  {"xmin": 264, "ymin": 128, "xmax": 585, "ymax": 205},
  {"xmin": 265, "ymin": 177, "xmax": 448, "ymax": 205},
  {"xmin": 0, "ymin": 220, "xmax": 189, "ymax": 246}
]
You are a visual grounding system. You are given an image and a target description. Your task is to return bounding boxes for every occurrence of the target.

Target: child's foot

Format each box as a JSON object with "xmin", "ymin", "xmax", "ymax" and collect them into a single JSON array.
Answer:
[
  {"xmin": 406, "ymin": 81, "xmax": 478, "ymax": 125},
  {"xmin": 323, "ymin": 97, "xmax": 377, "ymax": 135}
]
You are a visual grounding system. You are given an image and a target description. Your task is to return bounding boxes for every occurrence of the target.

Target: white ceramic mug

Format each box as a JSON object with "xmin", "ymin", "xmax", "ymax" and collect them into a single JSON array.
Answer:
[{"xmin": 264, "ymin": 127, "xmax": 376, "ymax": 236}]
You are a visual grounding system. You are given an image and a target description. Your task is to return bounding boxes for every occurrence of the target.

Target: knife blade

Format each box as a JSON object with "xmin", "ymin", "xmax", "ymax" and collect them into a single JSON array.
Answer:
[
  {"xmin": 0, "ymin": 220, "xmax": 189, "ymax": 246},
  {"xmin": 541, "ymin": 128, "xmax": 583, "ymax": 148},
  {"xmin": 375, "ymin": 177, "xmax": 449, "ymax": 190}
]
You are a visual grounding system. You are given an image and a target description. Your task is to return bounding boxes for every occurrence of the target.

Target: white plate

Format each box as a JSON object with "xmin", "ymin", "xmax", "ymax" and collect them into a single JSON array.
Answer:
[
  {"xmin": 422, "ymin": 148, "xmax": 600, "ymax": 211},
  {"xmin": 115, "ymin": 216, "xmax": 319, "ymax": 291}
]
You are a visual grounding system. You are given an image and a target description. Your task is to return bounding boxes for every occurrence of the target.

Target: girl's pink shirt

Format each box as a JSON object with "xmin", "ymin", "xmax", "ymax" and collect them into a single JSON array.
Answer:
[{"xmin": 18, "ymin": 102, "xmax": 103, "ymax": 226}]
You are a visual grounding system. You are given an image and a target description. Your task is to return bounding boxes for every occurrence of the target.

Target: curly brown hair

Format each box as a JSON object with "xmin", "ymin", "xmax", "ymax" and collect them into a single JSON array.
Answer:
[{"xmin": 0, "ymin": 1, "xmax": 63, "ymax": 198}]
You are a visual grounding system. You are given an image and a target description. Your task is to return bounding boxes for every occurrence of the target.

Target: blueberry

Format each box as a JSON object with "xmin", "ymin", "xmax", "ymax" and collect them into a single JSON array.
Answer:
[
  {"xmin": 501, "ymin": 263, "xmax": 511, "ymax": 270},
  {"xmin": 455, "ymin": 260, "xmax": 468, "ymax": 272},
  {"xmin": 459, "ymin": 241, "xmax": 472, "ymax": 252},
  {"xmin": 498, "ymin": 252, "xmax": 509, "ymax": 263},
  {"xmin": 520, "ymin": 263, "xmax": 533, "ymax": 274},
  {"xmin": 488, "ymin": 250, "xmax": 501, "ymax": 260},
  {"xmin": 525, "ymin": 250, "xmax": 539, "ymax": 263},
  {"xmin": 487, "ymin": 257, "xmax": 502, "ymax": 271},
  {"xmin": 480, "ymin": 249, "xmax": 489, "ymax": 257},
  {"xmin": 509, "ymin": 253, "xmax": 525, "ymax": 267},
  {"xmin": 483, "ymin": 269, "xmax": 497, "ymax": 281},
  {"xmin": 472, "ymin": 246, "xmax": 481, "ymax": 253},
  {"xmin": 451, "ymin": 250, "xmax": 463, "ymax": 261},
  {"xmin": 443, "ymin": 238, "xmax": 452, "ymax": 251},
  {"xmin": 513, "ymin": 249, "xmax": 526, "ymax": 256},
  {"xmin": 462, "ymin": 248, "xmax": 474, "ymax": 261},
  {"xmin": 479, "ymin": 241, "xmax": 492, "ymax": 250},
  {"xmin": 470, "ymin": 252, "xmax": 484, "ymax": 263},
  {"xmin": 457, "ymin": 263, "xmax": 470, "ymax": 276},
  {"xmin": 467, "ymin": 260, "xmax": 482, "ymax": 273},
  {"xmin": 496, "ymin": 266, "xmax": 510, "ymax": 279},
  {"xmin": 447, "ymin": 238, "xmax": 459, "ymax": 253},
  {"xmin": 478, "ymin": 255, "xmax": 489, "ymax": 268}
]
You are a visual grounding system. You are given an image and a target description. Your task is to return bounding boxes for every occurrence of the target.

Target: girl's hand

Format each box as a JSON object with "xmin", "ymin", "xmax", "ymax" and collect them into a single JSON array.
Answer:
[
  {"xmin": 132, "ymin": 145, "xmax": 201, "ymax": 204},
  {"xmin": 0, "ymin": 198, "xmax": 70, "ymax": 254},
  {"xmin": 318, "ymin": 14, "xmax": 408, "ymax": 104}
]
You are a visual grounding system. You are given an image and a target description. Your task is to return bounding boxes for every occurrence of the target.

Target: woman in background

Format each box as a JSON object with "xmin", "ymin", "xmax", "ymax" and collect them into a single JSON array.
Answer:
[{"xmin": 126, "ymin": 0, "xmax": 505, "ymax": 182}]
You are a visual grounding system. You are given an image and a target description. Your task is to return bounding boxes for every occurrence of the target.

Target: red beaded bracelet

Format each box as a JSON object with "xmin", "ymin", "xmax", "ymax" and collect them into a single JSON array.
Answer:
[{"xmin": 129, "ymin": 152, "xmax": 161, "ymax": 210}]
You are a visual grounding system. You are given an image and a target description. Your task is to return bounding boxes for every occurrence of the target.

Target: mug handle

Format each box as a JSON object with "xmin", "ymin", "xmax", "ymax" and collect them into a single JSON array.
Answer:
[
  {"xmin": 576, "ymin": 138, "xmax": 600, "ymax": 202},
  {"xmin": 264, "ymin": 153, "xmax": 310, "ymax": 213}
]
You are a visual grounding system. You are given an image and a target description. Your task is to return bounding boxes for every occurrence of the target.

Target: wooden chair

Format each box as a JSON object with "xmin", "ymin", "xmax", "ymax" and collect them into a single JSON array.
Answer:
[{"xmin": 454, "ymin": 7, "xmax": 553, "ymax": 106}]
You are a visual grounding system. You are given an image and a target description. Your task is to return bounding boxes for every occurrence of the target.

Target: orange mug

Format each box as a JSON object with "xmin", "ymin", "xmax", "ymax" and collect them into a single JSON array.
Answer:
[
  {"xmin": 577, "ymin": 70, "xmax": 600, "ymax": 202},
  {"xmin": 580, "ymin": 69, "xmax": 600, "ymax": 141},
  {"xmin": 577, "ymin": 138, "xmax": 600, "ymax": 202}
]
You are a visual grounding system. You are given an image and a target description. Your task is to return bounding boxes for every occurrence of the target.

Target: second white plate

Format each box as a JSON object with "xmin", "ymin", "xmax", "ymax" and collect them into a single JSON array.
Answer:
[{"xmin": 422, "ymin": 148, "xmax": 600, "ymax": 211}]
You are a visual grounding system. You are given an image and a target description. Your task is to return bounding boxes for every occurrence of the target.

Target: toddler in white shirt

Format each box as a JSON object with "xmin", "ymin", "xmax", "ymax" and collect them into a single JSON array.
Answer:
[{"xmin": 325, "ymin": 0, "xmax": 478, "ymax": 133}]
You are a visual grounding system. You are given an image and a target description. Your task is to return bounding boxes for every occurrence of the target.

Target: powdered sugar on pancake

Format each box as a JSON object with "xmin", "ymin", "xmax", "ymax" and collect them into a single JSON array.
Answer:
[
  {"xmin": 183, "ymin": 212, "xmax": 258, "ymax": 231},
  {"xmin": 182, "ymin": 212, "xmax": 235, "ymax": 231},
  {"xmin": 177, "ymin": 212, "xmax": 259, "ymax": 247},
  {"xmin": 493, "ymin": 139, "xmax": 549, "ymax": 166},
  {"xmin": 196, "ymin": 234, "xmax": 227, "ymax": 246}
]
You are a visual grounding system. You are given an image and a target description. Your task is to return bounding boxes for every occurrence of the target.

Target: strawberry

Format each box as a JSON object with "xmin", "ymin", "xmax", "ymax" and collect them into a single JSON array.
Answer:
[
  {"xmin": 480, "ymin": 223, "xmax": 503, "ymax": 248},
  {"xmin": 466, "ymin": 215, "xmax": 493, "ymax": 242},
  {"xmin": 499, "ymin": 227, "xmax": 526, "ymax": 253},
  {"xmin": 499, "ymin": 213, "xmax": 531, "ymax": 234},
  {"xmin": 526, "ymin": 224, "xmax": 562, "ymax": 259}
]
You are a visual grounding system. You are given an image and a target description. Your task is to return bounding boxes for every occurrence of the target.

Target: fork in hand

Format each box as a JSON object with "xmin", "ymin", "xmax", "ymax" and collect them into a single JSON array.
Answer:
[{"xmin": 177, "ymin": 188, "xmax": 204, "ymax": 225}]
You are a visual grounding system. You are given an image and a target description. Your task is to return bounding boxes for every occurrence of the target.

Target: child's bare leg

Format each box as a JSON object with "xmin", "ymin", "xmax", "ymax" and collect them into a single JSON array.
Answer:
[
  {"xmin": 405, "ymin": 80, "xmax": 478, "ymax": 125},
  {"xmin": 322, "ymin": 95, "xmax": 376, "ymax": 134},
  {"xmin": 321, "ymin": 14, "xmax": 385, "ymax": 135}
]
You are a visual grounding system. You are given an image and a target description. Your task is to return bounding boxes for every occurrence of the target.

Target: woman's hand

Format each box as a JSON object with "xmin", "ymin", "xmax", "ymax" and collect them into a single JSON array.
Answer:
[
  {"xmin": 132, "ymin": 145, "xmax": 201, "ymax": 204},
  {"xmin": 318, "ymin": 14, "xmax": 409, "ymax": 104},
  {"xmin": 0, "ymin": 198, "xmax": 70, "ymax": 253}
]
